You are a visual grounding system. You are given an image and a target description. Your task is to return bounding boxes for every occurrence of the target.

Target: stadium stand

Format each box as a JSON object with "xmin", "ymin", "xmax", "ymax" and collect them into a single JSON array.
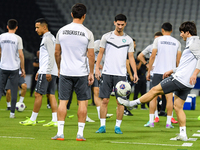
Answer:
[{"xmin": 1, "ymin": 0, "xmax": 200, "ymax": 73}]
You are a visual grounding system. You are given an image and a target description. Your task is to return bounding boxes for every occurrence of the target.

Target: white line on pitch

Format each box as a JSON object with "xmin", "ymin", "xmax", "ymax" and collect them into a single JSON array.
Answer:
[
  {"xmin": 110, "ymin": 141, "xmax": 193, "ymax": 147},
  {"xmin": 0, "ymin": 136, "xmax": 35, "ymax": 139}
]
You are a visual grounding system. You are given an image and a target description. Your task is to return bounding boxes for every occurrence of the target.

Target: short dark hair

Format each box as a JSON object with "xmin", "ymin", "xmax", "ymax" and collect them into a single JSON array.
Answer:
[
  {"xmin": 35, "ymin": 18, "xmax": 48, "ymax": 27},
  {"xmin": 71, "ymin": 3, "xmax": 87, "ymax": 19},
  {"xmin": 115, "ymin": 14, "xmax": 127, "ymax": 22},
  {"xmin": 7, "ymin": 19, "xmax": 18, "ymax": 30},
  {"xmin": 132, "ymin": 38, "xmax": 136, "ymax": 42},
  {"xmin": 154, "ymin": 31, "xmax": 163, "ymax": 37},
  {"xmin": 179, "ymin": 21, "xmax": 197, "ymax": 36},
  {"xmin": 161, "ymin": 22, "xmax": 172, "ymax": 31}
]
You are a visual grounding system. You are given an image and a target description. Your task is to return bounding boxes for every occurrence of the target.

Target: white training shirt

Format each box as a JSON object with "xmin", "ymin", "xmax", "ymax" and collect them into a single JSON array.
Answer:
[
  {"xmin": 152, "ymin": 35, "xmax": 181, "ymax": 74},
  {"xmin": 141, "ymin": 44, "xmax": 156, "ymax": 76},
  {"xmin": 100, "ymin": 31, "xmax": 134, "ymax": 76},
  {"xmin": 0, "ymin": 33, "xmax": 23, "ymax": 70},
  {"xmin": 173, "ymin": 36, "xmax": 200, "ymax": 88},
  {"xmin": 56, "ymin": 22, "xmax": 94, "ymax": 76},
  {"xmin": 38, "ymin": 32, "xmax": 58, "ymax": 76}
]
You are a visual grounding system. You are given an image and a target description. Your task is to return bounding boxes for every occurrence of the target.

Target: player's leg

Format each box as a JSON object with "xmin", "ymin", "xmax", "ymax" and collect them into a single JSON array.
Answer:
[
  {"xmin": 93, "ymin": 86, "xmax": 101, "ymax": 119},
  {"xmin": 165, "ymin": 93, "xmax": 174, "ymax": 128},
  {"xmin": 52, "ymin": 75, "xmax": 71, "ymax": 140},
  {"xmin": 6, "ymin": 89, "xmax": 11, "ymax": 110},
  {"xmin": 96, "ymin": 74, "xmax": 112, "ymax": 133},
  {"xmin": 114, "ymin": 75, "xmax": 126, "ymax": 134},
  {"xmin": 19, "ymin": 82, "xmax": 27, "ymax": 103},
  {"xmin": 75, "ymin": 76, "xmax": 91, "ymax": 141},
  {"xmin": 9, "ymin": 69, "xmax": 19, "ymax": 118},
  {"xmin": 19, "ymin": 74, "xmax": 48, "ymax": 125},
  {"xmin": 173, "ymin": 95, "xmax": 187, "ymax": 141},
  {"xmin": 43, "ymin": 75, "xmax": 58, "ymax": 127},
  {"xmin": 144, "ymin": 96, "xmax": 157, "ymax": 127}
]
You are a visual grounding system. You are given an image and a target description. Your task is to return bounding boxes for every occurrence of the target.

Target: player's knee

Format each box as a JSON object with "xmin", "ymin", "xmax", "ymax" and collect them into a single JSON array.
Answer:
[
  {"xmin": 102, "ymin": 98, "xmax": 109, "ymax": 105},
  {"xmin": 21, "ymin": 83, "xmax": 27, "ymax": 90},
  {"xmin": 34, "ymin": 92, "xmax": 42, "ymax": 98},
  {"xmin": 6, "ymin": 89, "xmax": 11, "ymax": 95}
]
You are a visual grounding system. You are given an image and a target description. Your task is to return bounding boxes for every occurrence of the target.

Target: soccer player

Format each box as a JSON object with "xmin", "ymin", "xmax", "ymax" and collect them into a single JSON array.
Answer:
[
  {"xmin": 19, "ymin": 18, "xmax": 58, "ymax": 127},
  {"xmin": 138, "ymin": 22, "xmax": 181, "ymax": 128},
  {"xmin": 5, "ymin": 69, "xmax": 27, "ymax": 110},
  {"xmin": 118, "ymin": 21, "xmax": 200, "ymax": 141},
  {"xmin": 0, "ymin": 19, "xmax": 25, "ymax": 118},
  {"xmin": 95, "ymin": 14, "xmax": 138, "ymax": 134},
  {"xmin": 51, "ymin": 3, "xmax": 95, "ymax": 141}
]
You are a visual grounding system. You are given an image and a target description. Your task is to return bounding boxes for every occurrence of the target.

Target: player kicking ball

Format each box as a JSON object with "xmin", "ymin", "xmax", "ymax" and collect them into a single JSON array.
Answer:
[{"xmin": 118, "ymin": 21, "xmax": 200, "ymax": 141}]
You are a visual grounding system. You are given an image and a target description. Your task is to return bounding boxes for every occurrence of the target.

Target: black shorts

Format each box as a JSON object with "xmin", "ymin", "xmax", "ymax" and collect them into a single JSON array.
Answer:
[
  {"xmin": 35, "ymin": 74, "xmax": 57, "ymax": 95},
  {"xmin": 59, "ymin": 75, "xmax": 91, "ymax": 101},
  {"xmin": 99, "ymin": 74, "xmax": 126, "ymax": 98},
  {"xmin": 5, "ymin": 74, "xmax": 26, "ymax": 90},
  {"xmin": 91, "ymin": 74, "xmax": 99, "ymax": 88},
  {"xmin": 152, "ymin": 74, "xmax": 163, "ymax": 87},
  {"xmin": 161, "ymin": 76, "xmax": 192, "ymax": 100}
]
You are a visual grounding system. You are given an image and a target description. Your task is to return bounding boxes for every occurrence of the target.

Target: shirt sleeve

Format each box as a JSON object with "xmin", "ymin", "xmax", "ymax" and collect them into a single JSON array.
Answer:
[
  {"xmin": 17, "ymin": 36, "xmax": 23, "ymax": 50},
  {"xmin": 142, "ymin": 45, "xmax": 151, "ymax": 56},
  {"xmin": 152, "ymin": 38, "xmax": 159, "ymax": 49},
  {"xmin": 87, "ymin": 31, "xmax": 94, "ymax": 49},
  {"xmin": 55, "ymin": 29, "xmax": 61, "ymax": 44},
  {"xmin": 128, "ymin": 40, "xmax": 134, "ymax": 52},
  {"xmin": 44, "ymin": 37, "xmax": 55, "ymax": 74},
  {"xmin": 99, "ymin": 34, "xmax": 107, "ymax": 48},
  {"xmin": 189, "ymin": 41, "xmax": 200, "ymax": 70},
  {"xmin": 177, "ymin": 41, "xmax": 181, "ymax": 51}
]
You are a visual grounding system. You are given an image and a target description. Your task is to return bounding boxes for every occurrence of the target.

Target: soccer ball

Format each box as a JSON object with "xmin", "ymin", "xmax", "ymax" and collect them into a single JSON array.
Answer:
[
  {"xmin": 115, "ymin": 81, "xmax": 131, "ymax": 97},
  {"xmin": 16, "ymin": 102, "xmax": 25, "ymax": 112}
]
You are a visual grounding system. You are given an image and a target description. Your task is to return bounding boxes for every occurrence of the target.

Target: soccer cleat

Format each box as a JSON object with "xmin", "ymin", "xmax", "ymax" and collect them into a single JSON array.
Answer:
[
  {"xmin": 115, "ymin": 126, "xmax": 123, "ymax": 134},
  {"xmin": 47, "ymin": 104, "xmax": 51, "ymax": 109},
  {"xmin": 144, "ymin": 121, "xmax": 154, "ymax": 127},
  {"xmin": 106, "ymin": 114, "xmax": 113, "ymax": 118},
  {"xmin": 51, "ymin": 134, "xmax": 64, "ymax": 141},
  {"xmin": 86, "ymin": 116, "xmax": 95, "ymax": 122},
  {"xmin": 154, "ymin": 117, "xmax": 159, "ymax": 123},
  {"xmin": 7, "ymin": 107, "xmax": 11, "ymax": 110},
  {"xmin": 43, "ymin": 121, "xmax": 57, "ymax": 127},
  {"xmin": 173, "ymin": 134, "xmax": 188, "ymax": 141},
  {"xmin": 10, "ymin": 114, "xmax": 15, "ymax": 118},
  {"xmin": 124, "ymin": 109, "xmax": 133, "ymax": 116},
  {"xmin": 117, "ymin": 97, "xmax": 133, "ymax": 110},
  {"xmin": 96, "ymin": 126, "xmax": 106, "ymax": 133},
  {"xmin": 76, "ymin": 134, "xmax": 86, "ymax": 141},
  {"xmin": 171, "ymin": 117, "xmax": 178, "ymax": 124},
  {"xmin": 19, "ymin": 117, "xmax": 36, "ymax": 126},
  {"xmin": 166, "ymin": 124, "xmax": 174, "ymax": 128}
]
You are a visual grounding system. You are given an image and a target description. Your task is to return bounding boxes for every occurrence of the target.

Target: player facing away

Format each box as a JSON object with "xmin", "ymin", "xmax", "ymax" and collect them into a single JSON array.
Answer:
[
  {"xmin": 141, "ymin": 22, "xmax": 182, "ymax": 128},
  {"xmin": 95, "ymin": 14, "xmax": 138, "ymax": 134},
  {"xmin": 118, "ymin": 21, "xmax": 200, "ymax": 141},
  {"xmin": 5, "ymin": 69, "xmax": 27, "ymax": 110},
  {"xmin": 51, "ymin": 3, "xmax": 95, "ymax": 141},
  {"xmin": 19, "ymin": 18, "xmax": 58, "ymax": 127},
  {"xmin": 0, "ymin": 19, "xmax": 25, "ymax": 118}
]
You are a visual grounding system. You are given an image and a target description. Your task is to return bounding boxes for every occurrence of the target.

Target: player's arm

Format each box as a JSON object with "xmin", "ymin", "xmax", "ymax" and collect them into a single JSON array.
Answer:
[
  {"xmin": 18, "ymin": 49, "xmax": 25, "ymax": 78},
  {"xmin": 176, "ymin": 42, "xmax": 182, "ymax": 67},
  {"xmin": 128, "ymin": 52, "xmax": 138, "ymax": 83},
  {"xmin": 190, "ymin": 69, "xmax": 200, "ymax": 85},
  {"xmin": 95, "ymin": 47, "xmax": 105, "ymax": 80},
  {"xmin": 126, "ymin": 59, "xmax": 133, "ymax": 81},
  {"xmin": 55, "ymin": 44, "xmax": 61, "ymax": 77},
  {"xmin": 87, "ymin": 48, "xmax": 95, "ymax": 85},
  {"xmin": 45, "ymin": 37, "xmax": 55, "ymax": 82},
  {"xmin": 137, "ymin": 52, "xmax": 148, "ymax": 69}
]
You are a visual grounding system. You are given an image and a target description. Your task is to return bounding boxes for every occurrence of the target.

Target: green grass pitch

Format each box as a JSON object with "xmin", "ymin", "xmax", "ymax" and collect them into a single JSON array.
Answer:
[{"xmin": 0, "ymin": 90, "xmax": 200, "ymax": 150}]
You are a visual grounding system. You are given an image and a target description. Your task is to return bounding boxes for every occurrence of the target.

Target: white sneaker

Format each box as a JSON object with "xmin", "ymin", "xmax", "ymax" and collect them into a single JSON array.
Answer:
[
  {"xmin": 117, "ymin": 97, "xmax": 133, "ymax": 110},
  {"xmin": 174, "ymin": 134, "xmax": 188, "ymax": 141},
  {"xmin": 86, "ymin": 116, "xmax": 95, "ymax": 122},
  {"xmin": 106, "ymin": 114, "xmax": 113, "ymax": 118},
  {"xmin": 10, "ymin": 114, "xmax": 15, "ymax": 118}
]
